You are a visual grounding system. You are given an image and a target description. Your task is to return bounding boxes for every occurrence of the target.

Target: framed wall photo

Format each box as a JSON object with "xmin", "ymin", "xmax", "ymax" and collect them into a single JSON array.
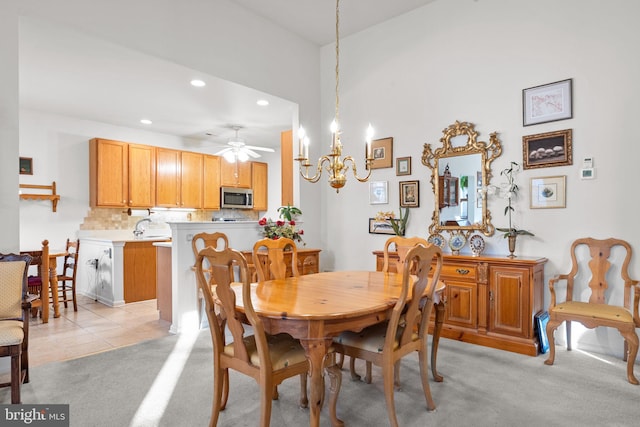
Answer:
[
  {"xmin": 530, "ymin": 175, "xmax": 566, "ymax": 209},
  {"xmin": 367, "ymin": 137, "xmax": 393, "ymax": 169},
  {"xmin": 399, "ymin": 180, "xmax": 419, "ymax": 207},
  {"xmin": 19, "ymin": 157, "xmax": 33, "ymax": 175},
  {"xmin": 396, "ymin": 156, "xmax": 411, "ymax": 176},
  {"xmin": 369, "ymin": 181, "xmax": 388, "ymax": 205},
  {"xmin": 368, "ymin": 218, "xmax": 396, "ymax": 235},
  {"xmin": 522, "ymin": 129, "xmax": 572, "ymax": 169},
  {"xmin": 523, "ymin": 79, "xmax": 573, "ymax": 126}
]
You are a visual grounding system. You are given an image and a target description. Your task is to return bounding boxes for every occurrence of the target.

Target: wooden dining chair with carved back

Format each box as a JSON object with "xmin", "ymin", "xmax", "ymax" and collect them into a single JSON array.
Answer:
[
  {"xmin": 195, "ymin": 246, "xmax": 312, "ymax": 427},
  {"xmin": 345, "ymin": 235, "xmax": 430, "ymax": 384},
  {"xmin": 333, "ymin": 244, "xmax": 443, "ymax": 426},
  {"xmin": 191, "ymin": 232, "xmax": 230, "ymax": 324},
  {"xmin": 544, "ymin": 237, "xmax": 640, "ymax": 384},
  {"xmin": 57, "ymin": 238, "xmax": 80, "ymax": 311},
  {"xmin": 20, "ymin": 240, "xmax": 49, "ymax": 321},
  {"xmin": 0, "ymin": 252, "xmax": 34, "ymax": 403}
]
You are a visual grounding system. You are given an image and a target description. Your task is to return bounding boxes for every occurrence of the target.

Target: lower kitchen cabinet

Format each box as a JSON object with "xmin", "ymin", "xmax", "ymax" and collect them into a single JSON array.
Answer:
[
  {"xmin": 123, "ymin": 241, "xmax": 159, "ymax": 303},
  {"xmin": 373, "ymin": 251, "xmax": 547, "ymax": 356}
]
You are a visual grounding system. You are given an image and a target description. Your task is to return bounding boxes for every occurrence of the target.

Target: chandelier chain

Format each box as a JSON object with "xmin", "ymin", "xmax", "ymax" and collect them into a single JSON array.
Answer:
[{"xmin": 335, "ymin": 0, "xmax": 340, "ymax": 124}]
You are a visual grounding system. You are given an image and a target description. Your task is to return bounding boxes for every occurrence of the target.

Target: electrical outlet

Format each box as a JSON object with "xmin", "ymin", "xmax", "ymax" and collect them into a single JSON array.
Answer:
[{"xmin": 187, "ymin": 233, "xmax": 194, "ymax": 242}]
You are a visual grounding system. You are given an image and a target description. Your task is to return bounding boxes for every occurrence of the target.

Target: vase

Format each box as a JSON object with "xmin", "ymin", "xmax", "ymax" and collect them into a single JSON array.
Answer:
[{"xmin": 507, "ymin": 234, "xmax": 517, "ymax": 258}]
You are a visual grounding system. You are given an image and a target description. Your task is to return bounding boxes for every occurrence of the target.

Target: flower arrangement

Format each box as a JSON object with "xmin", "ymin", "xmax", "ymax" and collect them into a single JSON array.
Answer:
[
  {"xmin": 489, "ymin": 161, "xmax": 534, "ymax": 238},
  {"xmin": 258, "ymin": 205, "xmax": 305, "ymax": 244},
  {"xmin": 374, "ymin": 207, "xmax": 409, "ymax": 236}
]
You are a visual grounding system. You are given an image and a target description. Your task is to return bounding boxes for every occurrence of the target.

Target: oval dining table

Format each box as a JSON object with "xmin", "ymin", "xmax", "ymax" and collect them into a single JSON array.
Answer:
[{"xmin": 231, "ymin": 270, "xmax": 446, "ymax": 427}]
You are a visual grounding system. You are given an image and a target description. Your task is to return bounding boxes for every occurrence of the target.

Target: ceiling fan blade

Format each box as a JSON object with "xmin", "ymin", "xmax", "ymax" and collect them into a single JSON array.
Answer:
[
  {"xmin": 244, "ymin": 148, "xmax": 261, "ymax": 158},
  {"xmin": 244, "ymin": 145, "xmax": 275, "ymax": 153},
  {"xmin": 214, "ymin": 147, "xmax": 233, "ymax": 156}
]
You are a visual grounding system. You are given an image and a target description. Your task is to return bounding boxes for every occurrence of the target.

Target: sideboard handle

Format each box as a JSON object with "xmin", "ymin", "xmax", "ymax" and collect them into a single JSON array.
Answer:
[{"xmin": 455, "ymin": 268, "xmax": 470, "ymax": 275}]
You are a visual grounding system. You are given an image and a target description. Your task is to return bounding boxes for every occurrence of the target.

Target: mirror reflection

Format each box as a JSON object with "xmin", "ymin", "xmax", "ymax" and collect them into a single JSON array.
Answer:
[{"xmin": 422, "ymin": 121, "xmax": 502, "ymax": 237}]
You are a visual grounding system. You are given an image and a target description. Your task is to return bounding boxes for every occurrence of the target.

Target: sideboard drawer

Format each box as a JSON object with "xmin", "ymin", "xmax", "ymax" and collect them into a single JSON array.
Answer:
[{"xmin": 440, "ymin": 263, "xmax": 476, "ymax": 281}]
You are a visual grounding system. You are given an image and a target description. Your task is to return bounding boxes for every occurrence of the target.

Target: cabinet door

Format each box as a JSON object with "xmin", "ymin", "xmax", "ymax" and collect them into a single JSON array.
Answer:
[
  {"xmin": 220, "ymin": 160, "xmax": 251, "ymax": 188},
  {"xmin": 156, "ymin": 148, "xmax": 181, "ymax": 207},
  {"xmin": 128, "ymin": 144, "xmax": 155, "ymax": 207},
  {"xmin": 252, "ymin": 161, "xmax": 268, "ymax": 210},
  {"xmin": 444, "ymin": 280, "xmax": 478, "ymax": 329},
  {"xmin": 203, "ymin": 155, "xmax": 221, "ymax": 209},
  {"xmin": 489, "ymin": 266, "xmax": 529, "ymax": 338},
  {"xmin": 90, "ymin": 138, "xmax": 128, "ymax": 207},
  {"xmin": 123, "ymin": 242, "xmax": 157, "ymax": 303},
  {"xmin": 180, "ymin": 151, "xmax": 203, "ymax": 208}
]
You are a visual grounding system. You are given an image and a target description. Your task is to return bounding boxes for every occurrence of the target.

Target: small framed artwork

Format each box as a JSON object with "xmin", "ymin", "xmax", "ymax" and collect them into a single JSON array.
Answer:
[
  {"xmin": 399, "ymin": 180, "xmax": 419, "ymax": 208},
  {"xmin": 522, "ymin": 129, "xmax": 573, "ymax": 169},
  {"xmin": 368, "ymin": 218, "xmax": 396, "ymax": 235},
  {"xmin": 369, "ymin": 181, "xmax": 388, "ymax": 205},
  {"xmin": 368, "ymin": 137, "xmax": 393, "ymax": 169},
  {"xmin": 523, "ymin": 78, "xmax": 573, "ymax": 126},
  {"xmin": 530, "ymin": 175, "xmax": 566, "ymax": 209},
  {"xmin": 19, "ymin": 157, "xmax": 33, "ymax": 175},
  {"xmin": 396, "ymin": 156, "xmax": 411, "ymax": 176}
]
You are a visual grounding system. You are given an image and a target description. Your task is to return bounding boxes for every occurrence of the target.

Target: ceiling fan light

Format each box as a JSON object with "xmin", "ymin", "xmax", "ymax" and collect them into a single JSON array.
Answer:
[
  {"xmin": 237, "ymin": 151, "xmax": 249, "ymax": 162},
  {"xmin": 223, "ymin": 151, "xmax": 236, "ymax": 163}
]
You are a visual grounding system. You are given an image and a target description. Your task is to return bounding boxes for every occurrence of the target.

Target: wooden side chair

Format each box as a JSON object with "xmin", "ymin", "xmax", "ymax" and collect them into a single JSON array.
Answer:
[
  {"xmin": 57, "ymin": 238, "xmax": 80, "ymax": 311},
  {"xmin": 252, "ymin": 237, "xmax": 299, "ymax": 281},
  {"xmin": 347, "ymin": 235, "xmax": 431, "ymax": 384},
  {"xmin": 545, "ymin": 237, "xmax": 640, "ymax": 384},
  {"xmin": 333, "ymin": 244, "xmax": 444, "ymax": 426},
  {"xmin": 191, "ymin": 232, "xmax": 230, "ymax": 322},
  {"xmin": 0, "ymin": 252, "xmax": 34, "ymax": 403},
  {"xmin": 195, "ymin": 246, "xmax": 311, "ymax": 426}
]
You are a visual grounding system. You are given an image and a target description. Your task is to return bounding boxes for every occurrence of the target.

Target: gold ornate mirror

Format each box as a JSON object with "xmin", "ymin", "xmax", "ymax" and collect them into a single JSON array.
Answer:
[{"xmin": 421, "ymin": 121, "xmax": 502, "ymax": 237}]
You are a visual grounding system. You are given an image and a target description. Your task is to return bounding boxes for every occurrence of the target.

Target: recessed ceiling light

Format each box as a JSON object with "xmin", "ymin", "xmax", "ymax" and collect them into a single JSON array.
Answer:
[
  {"xmin": 140, "ymin": 119, "xmax": 152, "ymax": 125},
  {"xmin": 256, "ymin": 99, "xmax": 269, "ymax": 106},
  {"xmin": 190, "ymin": 79, "xmax": 206, "ymax": 87}
]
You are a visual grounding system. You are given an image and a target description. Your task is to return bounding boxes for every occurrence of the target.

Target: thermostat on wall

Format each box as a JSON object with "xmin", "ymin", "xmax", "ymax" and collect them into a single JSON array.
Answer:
[{"xmin": 580, "ymin": 168, "xmax": 596, "ymax": 179}]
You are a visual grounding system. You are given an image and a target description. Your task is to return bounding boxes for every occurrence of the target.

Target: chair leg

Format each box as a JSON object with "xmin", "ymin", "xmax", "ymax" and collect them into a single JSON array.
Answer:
[
  {"xmin": 11, "ymin": 351, "xmax": 21, "ymax": 404},
  {"xmin": 544, "ymin": 318, "xmax": 562, "ymax": 366},
  {"xmin": 210, "ymin": 366, "xmax": 224, "ymax": 427},
  {"xmin": 349, "ymin": 356, "xmax": 361, "ymax": 381},
  {"xmin": 382, "ymin": 358, "xmax": 399, "ymax": 427},
  {"xmin": 364, "ymin": 361, "xmax": 372, "ymax": 384},
  {"xmin": 566, "ymin": 320, "xmax": 572, "ymax": 351},
  {"xmin": 220, "ymin": 369, "xmax": 229, "ymax": 410},
  {"xmin": 418, "ymin": 347, "xmax": 436, "ymax": 411},
  {"xmin": 619, "ymin": 329, "xmax": 639, "ymax": 385},
  {"xmin": 299, "ymin": 373, "xmax": 309, "ymax": 408},
  {"xmin": 71, "ymin": 280, "xmax": 78, "ymax": 311},
  {"xmin": 260, "ymin": 378, "xmax": 274, "ymax": 427}
]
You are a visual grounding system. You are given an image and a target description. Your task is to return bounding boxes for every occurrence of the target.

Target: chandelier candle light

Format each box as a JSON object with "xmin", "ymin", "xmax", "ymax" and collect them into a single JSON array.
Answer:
[{"xmin": 295, "ymin": 0, "xmax": 375, "ymax": 192}]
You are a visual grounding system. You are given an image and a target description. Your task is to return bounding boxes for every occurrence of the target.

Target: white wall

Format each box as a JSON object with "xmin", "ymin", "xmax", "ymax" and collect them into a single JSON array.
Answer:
[{"xmin": 316, "ymin": 0, "xmax": 640, "ymax": 359}]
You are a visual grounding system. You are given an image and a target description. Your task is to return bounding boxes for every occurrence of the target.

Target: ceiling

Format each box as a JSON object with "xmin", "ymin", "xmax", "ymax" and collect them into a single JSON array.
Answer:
[{"xmin": 18, "ymin": 1, "xmax": 436, "ymax": 151}]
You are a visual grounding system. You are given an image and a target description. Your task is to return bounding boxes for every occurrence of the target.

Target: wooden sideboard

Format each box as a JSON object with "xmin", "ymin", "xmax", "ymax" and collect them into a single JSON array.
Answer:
[
  {"xmin": 373, "ymin": 251, "xmax": 547, "ymax": 356},
  {"xmin": 242, "ymin": 248, "xmax": 321, "ymax": 278}
]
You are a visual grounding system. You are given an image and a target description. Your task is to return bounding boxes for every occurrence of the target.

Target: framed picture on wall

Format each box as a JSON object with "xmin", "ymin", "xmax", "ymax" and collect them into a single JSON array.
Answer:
[
  {"xmin": 369, "ymin": 181, "xmax": 388, "ymax": 204},
  {"xmin": 396, "ymin": 157, "xmax": 411, "ymax": 176},
  {"xmin": 399, "ymin": 180, "xmax": 419, "ymax": 207},
  {"xmin": 368, "ymin": 218, "xmax": 397, "ymax": 235},
  {"xmin": 522, "ymin": 129, "xmax": 573, "ymax": 169},
  {"xmin": 367, "ymin": 137, "xmax": 393, "ymax": 169},
  {"xmin": 523, "ymin": 78, "xmax": 573, "ymax": 126},
  {"xmin": 530, "ymin": 175, "xmax": 566, "ymax": 209},
  {"xmin": 19, "ymin": 157, "xmax": 33, "ymax": 175}
]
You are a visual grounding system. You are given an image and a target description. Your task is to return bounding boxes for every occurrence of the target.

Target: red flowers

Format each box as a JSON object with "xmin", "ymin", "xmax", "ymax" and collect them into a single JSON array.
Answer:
[{"xmin": 258, "ymin": 217, "xmax": 304, "ymax": 244}]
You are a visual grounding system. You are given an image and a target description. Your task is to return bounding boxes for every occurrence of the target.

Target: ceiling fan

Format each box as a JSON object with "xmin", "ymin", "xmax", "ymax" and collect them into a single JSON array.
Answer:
[{"xmin": 214, "ymin": 125, "xmax": 275, "ymax": 163}]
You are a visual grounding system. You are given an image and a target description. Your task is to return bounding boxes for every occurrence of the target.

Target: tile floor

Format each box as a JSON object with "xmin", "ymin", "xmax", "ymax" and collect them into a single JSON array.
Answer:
[{"xmin": 27, "ymin": 295, "xmax": 171, "ymax": 367}]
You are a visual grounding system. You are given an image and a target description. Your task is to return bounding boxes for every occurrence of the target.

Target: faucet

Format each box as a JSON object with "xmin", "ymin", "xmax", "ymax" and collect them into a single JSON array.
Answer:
[{"xmin": 133, "ymin": 218, "xmax": 152, "ymax": 237}]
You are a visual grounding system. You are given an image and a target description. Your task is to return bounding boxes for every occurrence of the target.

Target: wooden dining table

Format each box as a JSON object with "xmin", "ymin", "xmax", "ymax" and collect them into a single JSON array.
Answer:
[{"xmin": 232, "ymin": 270, "xmax": 446, "ymax": 427}]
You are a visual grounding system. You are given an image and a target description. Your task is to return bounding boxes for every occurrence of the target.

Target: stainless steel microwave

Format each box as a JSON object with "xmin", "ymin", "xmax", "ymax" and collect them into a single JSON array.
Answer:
[{"xmin": 220, "ymin": 187, "xmax": 253, "ymax": 209}]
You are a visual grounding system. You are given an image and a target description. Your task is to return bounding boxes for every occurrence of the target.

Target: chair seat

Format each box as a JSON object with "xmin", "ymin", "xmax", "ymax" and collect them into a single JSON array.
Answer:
[
  {"xmin": 552, "ymin": 301, "xmax": 633, "ymax": 323},
  {"xmin": 224, "ymin": 333, "xmax": 308, "ymax": 370},
  {"xmin": 0, "ymin": 321, "xmax": 25, "ymax": 346},
  {"xmin": 335, "ymin": 323, "xmax": 417, "ymax": 353}
]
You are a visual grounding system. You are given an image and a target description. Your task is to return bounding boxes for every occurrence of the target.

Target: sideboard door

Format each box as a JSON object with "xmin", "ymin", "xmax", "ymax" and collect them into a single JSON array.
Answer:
[{"xmin": 489, "ymin": 266, "xmax": 530, "ymax": 338}]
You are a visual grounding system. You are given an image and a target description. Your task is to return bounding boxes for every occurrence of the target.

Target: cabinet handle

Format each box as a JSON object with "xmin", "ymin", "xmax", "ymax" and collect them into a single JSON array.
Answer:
[
  {"xmin": 489, "ymin": 290, "xmax": 494, "ymax": 301},
  {"xmin": 455, "ymin": 268, "xmax": 470, "ymax": 275}
]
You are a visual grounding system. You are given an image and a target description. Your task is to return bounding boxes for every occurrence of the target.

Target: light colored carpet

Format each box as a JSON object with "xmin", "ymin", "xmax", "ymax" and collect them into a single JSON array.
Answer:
[{"xmin": 3, "ymin": 331, "xmax": 639, "ymax": 426}]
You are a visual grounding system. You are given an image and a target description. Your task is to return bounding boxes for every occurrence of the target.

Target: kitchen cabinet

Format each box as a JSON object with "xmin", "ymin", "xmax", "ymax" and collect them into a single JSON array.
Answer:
[
  {"xmin": 155, "ymin": 148, "xmax": 203, "ymax": 208},
  {"xmin": 252, "ymin": 161, "xmax": 268, "ymax": 211},
  {"xmin": 124, "ymin": 241, "xmax": 158, "ymax": 303},
  {"xmin": 220, "ymin": 159, "xmax": 251, "ymax": 188},
  {"xmin": 373, "ymin": 251, "xmax": 547, "ymax": 356},
  {"xmin": 203, "ymin": 154, "xmax": 221, "ymax": 209},
  {"xmin": 90, "ymin": 138, "xmax": 156, "ymax": 208}
]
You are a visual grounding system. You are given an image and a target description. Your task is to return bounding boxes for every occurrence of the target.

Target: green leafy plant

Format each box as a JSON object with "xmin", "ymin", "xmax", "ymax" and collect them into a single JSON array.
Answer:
[
  {"xmin": 375, "ymin": 208, "xmax": 409, "ymax": 236},
  {"xmin": 277, "ymin": 205, "xmax": 302, "ymax": 221},
  {"xmin": 491, "ymin": 162, "xmax": 534, "ymax": 238},
  {"xmin": 258, "ymin": 205, "xmax": 305, "ymax": 244}
]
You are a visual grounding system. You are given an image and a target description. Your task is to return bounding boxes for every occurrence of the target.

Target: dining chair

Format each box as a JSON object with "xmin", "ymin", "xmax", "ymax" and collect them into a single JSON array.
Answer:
[
  {"xmin": 347, "ymin": 235, "xmax": 430, "ymax": 384},
  {"xmin": 191, "ymin": 232, "xmax": 230, "ymax": 323},
  {"xmin": 0, "ymin": 252, "xmax": 34, "ymax": 403},
  {"xmin": 545, "ymin": 237, "xmax": 640, "ymax": 384},
  {"xmin": 20, "ymin": 239, "xmax": 49, "ymax": 321},
  {"xmin": 333, "ymin": 243, "xmax": 443, "ymax": 426},
  {"xmin": 57, "ymin": 238, "xmax": 80, "ymax": 311},
  {"xmin": 195, "ymin": 246, "xmax": 310, "ymax": 427},
  {"xmin": 252, "ymin": 237, "xmax": 299, "ymax": 281}
]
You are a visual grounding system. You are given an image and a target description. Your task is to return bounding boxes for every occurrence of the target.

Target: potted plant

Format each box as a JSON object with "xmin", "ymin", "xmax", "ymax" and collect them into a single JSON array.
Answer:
[
  {"xmin": 258, "ymin": 205, "xmax": 305, "ymax": 245},
  {"xmin": 375, "ymin": 208, "xmax": 409, "ymax": 236}
]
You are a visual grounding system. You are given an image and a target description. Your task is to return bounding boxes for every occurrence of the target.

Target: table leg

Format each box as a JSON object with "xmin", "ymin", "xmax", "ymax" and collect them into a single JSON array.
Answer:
[
  {"xmin": 48, "ymin": 258, "xmax": 60, "ymax": 318},
  {"xmin": 431, "ymin": 300, "xmax": 445, "ymax": 382}
]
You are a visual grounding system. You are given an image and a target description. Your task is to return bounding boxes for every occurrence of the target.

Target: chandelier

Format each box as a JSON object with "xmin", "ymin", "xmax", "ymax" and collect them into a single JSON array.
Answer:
[{"xmin": 295, "ymin": 0, "xmax": 374, "ymax": 193}]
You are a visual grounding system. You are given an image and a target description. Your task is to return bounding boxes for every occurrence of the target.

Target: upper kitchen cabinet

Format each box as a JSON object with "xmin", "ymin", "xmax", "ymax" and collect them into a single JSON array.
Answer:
[
  {"xmin": 252, "ymin": 161, "xmax": 268, "ymax": 211},
  {"xmin": 89, "ymin": 138, "xmax": 155, "ymax": 208},
  {"xmin": 220, "ymin": 160, "xmax": 251, "ymax": 188},
  {"xmin": 156, "ymin": 148, "xmax": 203, "ymax": 208},
  {"xmin": 203, "ymin": 155, "xmax": 221, "ymax": 210}
]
